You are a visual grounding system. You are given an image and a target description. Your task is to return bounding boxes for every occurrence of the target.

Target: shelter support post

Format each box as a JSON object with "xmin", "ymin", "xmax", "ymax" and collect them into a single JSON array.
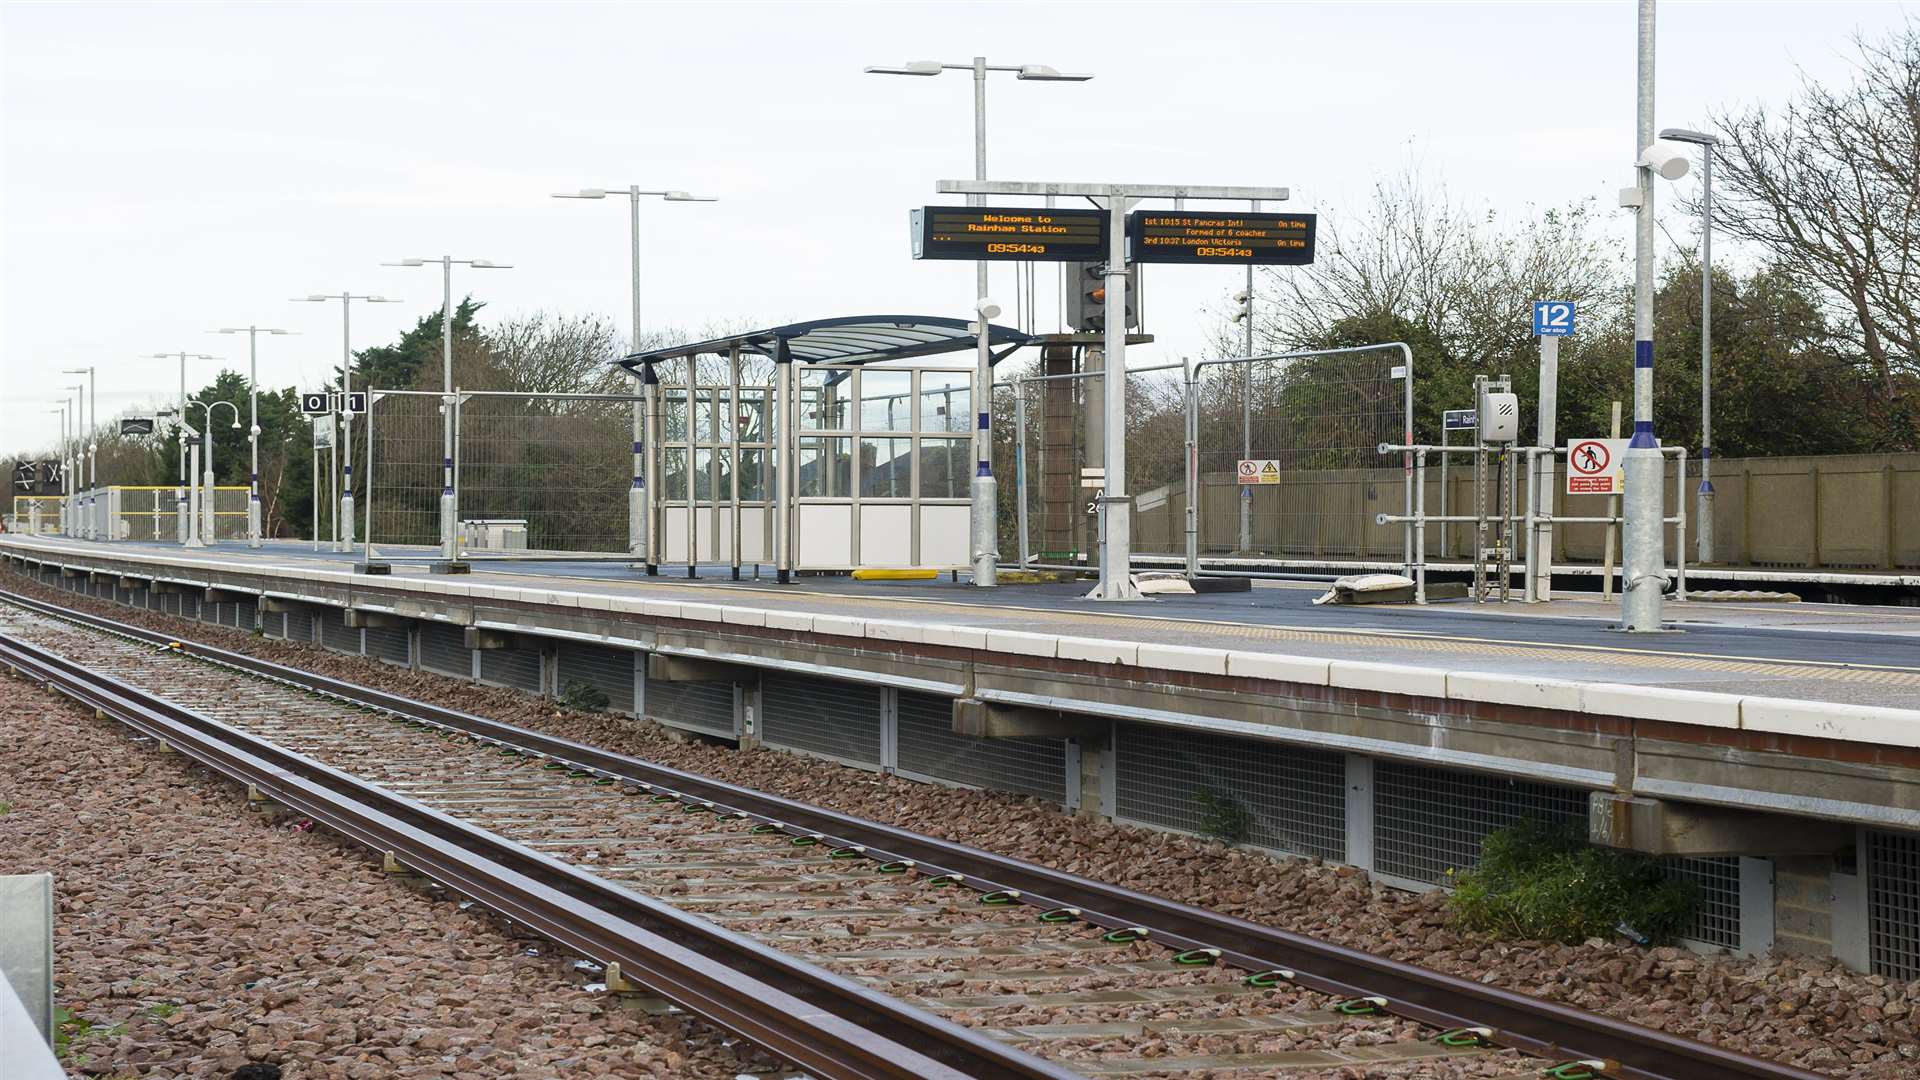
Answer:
[{"xmin": 774, "ymin": 341, "xmax": 793, "ymax": 585}]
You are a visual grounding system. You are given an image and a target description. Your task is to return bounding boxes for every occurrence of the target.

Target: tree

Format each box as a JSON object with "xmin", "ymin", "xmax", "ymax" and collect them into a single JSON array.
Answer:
[{"xmin": 1707, "ymin": 21, "xmax": 1920, "ymax": 444}]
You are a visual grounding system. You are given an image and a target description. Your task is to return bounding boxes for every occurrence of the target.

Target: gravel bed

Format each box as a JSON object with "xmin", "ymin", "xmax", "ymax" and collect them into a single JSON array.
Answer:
[
  {"xmin": 11, "ymin": 574, "xmax": 1920, "ymax": 1076},
  {"xmin": 0, "ymin": 603, "xmax": 1493, "ymax": 1076},
  {"xmin": 0, "ymin": 659, "xmax": 777, "ymax": 1077}
]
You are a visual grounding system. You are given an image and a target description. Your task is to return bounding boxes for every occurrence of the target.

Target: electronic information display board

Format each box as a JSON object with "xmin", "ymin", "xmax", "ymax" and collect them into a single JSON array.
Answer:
[
  {"xmin": 1126, "ymin": 211, "xmax": 1317, "ymax": 265},
  {"xmin": 912, "ymin": 206, "xmax": 1107, "ymax": 262}
]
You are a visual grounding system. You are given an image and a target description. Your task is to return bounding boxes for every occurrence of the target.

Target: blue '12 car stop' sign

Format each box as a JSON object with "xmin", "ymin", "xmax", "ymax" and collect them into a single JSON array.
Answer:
[{"xmin": 1533, "ymin": 300, "xmax": 1575, "ymax": 337}]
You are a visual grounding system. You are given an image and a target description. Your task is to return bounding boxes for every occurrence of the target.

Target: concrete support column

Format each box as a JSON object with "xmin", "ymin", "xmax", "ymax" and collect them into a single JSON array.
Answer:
[{"xmin": 1344, "ymin": 754, "xmax": 1375, "ymax": 874}]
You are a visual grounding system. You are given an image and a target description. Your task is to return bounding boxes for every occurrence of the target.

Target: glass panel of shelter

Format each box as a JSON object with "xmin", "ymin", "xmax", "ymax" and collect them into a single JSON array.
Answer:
[
  {"xmin": 792, "ymin": 364, "xmax": 971, "ymax": 569},
  {"xmin": 657, "ymin": 354, "xmax": 776, "ymax": 567}
]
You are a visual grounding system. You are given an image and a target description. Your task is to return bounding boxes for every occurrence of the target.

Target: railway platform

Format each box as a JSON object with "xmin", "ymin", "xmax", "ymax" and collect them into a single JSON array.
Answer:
[{"xmin": 5, "ymin": 532, "xmax": 1918, "ymax": 974}]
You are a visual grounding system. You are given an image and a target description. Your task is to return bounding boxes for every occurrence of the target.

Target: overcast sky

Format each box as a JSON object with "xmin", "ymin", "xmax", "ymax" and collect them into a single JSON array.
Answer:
[{"xmin": 4, "ymin": 0, "xmax": 1913, "ymax": 454}]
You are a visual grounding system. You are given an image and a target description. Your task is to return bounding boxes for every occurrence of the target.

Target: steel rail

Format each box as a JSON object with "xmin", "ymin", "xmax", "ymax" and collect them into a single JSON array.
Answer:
[
  {"xmin": 1, "ymin": 584, "xmax": 1826, "ymax": 1080},
  {"xmin": 0, "ymin": 619, "xmax": 1079, "ymax": 1080}
]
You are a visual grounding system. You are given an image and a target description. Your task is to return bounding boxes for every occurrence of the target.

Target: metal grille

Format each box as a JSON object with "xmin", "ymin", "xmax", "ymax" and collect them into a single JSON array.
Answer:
[
  {"xmin": 234, "ymin": 600, "xmax": 257, "ymax": 631},
  {"xmin": 130, "ymin": 588, "xmax": 148, "ymax": 610},
  {"xmin": 1661, "ymin": 856, "xmax": 1742, "ymax": 951},
  {"xmin": 644, "ymin": 679, "xmax": 736, "ymax": 738},
  {"xmin": 263, "ymin": 610, "xmax": 286, "ymax": 639},
  {"xmin": 418, "ymin": 623, "xmax": 473, "ymax": 679},
  {"xmin": 760, "ymin": 674, "xmax": 881, "ymax": 766},
  {"xmin": 895, "ymin": 691, "xmax": 1066, "ymax": 803},
  {"xmin": 284, "ymin": 608, "xmax": 314, "ymax": 644},
  {"xmin": 1114, "ymin": 722, "xmax": 1346, "ymax": 860},
  {"xmin": 179, "ymin": 594, "xmax": 200, "ymax": 621},
  {"xmin": 1373, "ymin": 762, "xmax": 1588, "ymax": 886},
  {"xmin": 557, "ymin": 644, "xmax": 637, "ymax": 715},
  {"xmin": 319, "ymin": 609, "xmax": 361, "ymax": 654},
  {"xmin": 1869, "ymin": 829, "xmax": 1920, "ymax": 981},
  {"xmin": 365, "ymin": 625, "xmax": 411, "ymax": 667},
  {"xmin": 201, "ymin": 600, "xmax": 225, "ymax": 626},
  {"xmin": 478, "ymin": 646, "xmax": 543, "ymax": 693}
]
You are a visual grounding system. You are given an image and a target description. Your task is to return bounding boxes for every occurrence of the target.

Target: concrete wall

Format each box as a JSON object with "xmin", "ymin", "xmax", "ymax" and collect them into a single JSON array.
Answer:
[{"xmin": 1134, "ymin": 451, "xmax": 1920, "ymax": 570}]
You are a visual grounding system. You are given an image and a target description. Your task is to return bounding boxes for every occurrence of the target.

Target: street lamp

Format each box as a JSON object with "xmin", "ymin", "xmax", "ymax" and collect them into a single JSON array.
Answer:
[
  {"xmin": 1621, "ymin": 0, "xmax": 1692, "ymax": 631},
  {"xmin": 291, "ymin": 293, "xmax": 400, "ymax": 552},
  {"xmin": 49, "ymin": 402, "xmax": 70, "ymax": 535},
  {"xmin": 382, "ymin": 257, "xmax": 512, "ymax": 561},
  {"xmin": 145, "ymin": 352, "xmax": 219, "ymax": 545},
  {"xmin": 60, "ymin": 365, "xmax": 95, "ymax": 489},
  {"xmin": 188, "ymin": 400, "xmax": 241, "ymax": 545},
  {"xmin": 866, "ymin": 56, "xmax": 1094, "ymax": 587},
  {"xmin": 553, "ymin": 185, "xmax": 717, "ymax": 573},
  {"xmin": 1659, "ymin": 126, "xmax": 1720, "ymax": 566},
  {"xmin": 212, "ymin": 327, "xmax": 295, "ymax": 548},
  {"xmin": 62, "ymin": 384, "xmax": 84, "ymax": 536}
]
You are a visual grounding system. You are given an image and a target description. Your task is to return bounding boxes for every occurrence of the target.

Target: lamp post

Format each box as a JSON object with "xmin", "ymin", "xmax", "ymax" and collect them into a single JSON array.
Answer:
[
  {"xmin": 1622, "ymin": 0, "xmax": 1694, "ymax": 631},
  {"xmin": 61, "ymin": 385, "xmax": 84, "ymax": 536},
  {"xmin": 1659, "ymin": 126, "xmax": 1720, "ymax": 566},
  {"xmin": 145, "ymin": 352, "xmax": 220, "ymax": 546},
  {"xmin": 188, "ymin": 400, "xmax": 241, "ymax": 543},
  {"xmin": 49, "ymin": 403, "xmax": 70, "ymax": 534},
  {"xmin": 382, "ymin": 257, "xmax": 512, "ymax": 561},
  {"xmin": 552, "ymin": 186, "xmax": 716, "ymax": 572},
  {"xmin": 866, "ymin": 56, "xmax": 1093, "ymax": 586},
  {"xmin": 291, "ymin": 294, "xmax": 400, "ymax": 552},
  {"xmin": 60, "ymin": 368, "xmax": 95, "ymax": 538},
  {"xmin": 212, "ymin": 327, "xmax": 294, "ymax": 548},
  {"xmin": 1228, "ymin": 201, "xmax": 1259, "ymax": 553}
]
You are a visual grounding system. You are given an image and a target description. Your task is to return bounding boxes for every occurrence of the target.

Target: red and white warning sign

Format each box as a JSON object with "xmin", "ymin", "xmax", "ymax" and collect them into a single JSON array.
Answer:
[
  {"xmin": 1566, "ymin": 438, "xmax": 1627, "ymax": 495},
  {"xmin": 1237, "ymin": 459, "xmax": 1282, "ymax": 485}
]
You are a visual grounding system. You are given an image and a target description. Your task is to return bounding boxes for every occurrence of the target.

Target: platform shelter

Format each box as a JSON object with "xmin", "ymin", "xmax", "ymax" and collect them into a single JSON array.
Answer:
[{"xmin": 618, "ymin": 316, "xmax": 1030, "ymax": 581}]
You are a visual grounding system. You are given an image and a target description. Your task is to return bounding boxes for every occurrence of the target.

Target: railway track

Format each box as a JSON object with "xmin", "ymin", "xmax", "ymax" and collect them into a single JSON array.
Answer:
[{"xmin": 0, "ymin": 584, "xmax": 1828, "ymax": 1080}]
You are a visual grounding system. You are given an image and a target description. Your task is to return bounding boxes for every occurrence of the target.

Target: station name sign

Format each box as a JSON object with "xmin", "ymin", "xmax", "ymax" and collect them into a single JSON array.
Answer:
[
  {"xmin": 911, "ymin": 206, "xmax": 1107, "ymax": 262},
  {"xmin": 1126, "ymin": 210, "xmax": 1316, "ymax": 265}
]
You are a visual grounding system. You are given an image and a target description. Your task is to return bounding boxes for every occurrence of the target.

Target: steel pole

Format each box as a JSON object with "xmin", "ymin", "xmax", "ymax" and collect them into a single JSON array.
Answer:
[
  {"xmin": 1093, "ymin": 194, "xmax": 1140, "ymax": 600},
  {"xmin": 628, "ymin": 188, "xmax": 649, "ymax": 569},
  {"xmin": 188, "ymin": 440, "xmax": 203, "ymax": 547},
  {"xmin": 1239, "ymin": 200, "xmax": 1257, "ymax": 553},
  {"xmin": 969, "ymin": 56, "xmax": 998, "ymax": 586},
  {"xmin": 248, "ymin": 331, "xmax": 262, "ymax": 547},
  {"xmin": 341, "ymin": 297, "xmax": 355, "ymax": 551},
  {"xmin": 1622, "ymin": 0, "xmax": 1666, "ymax": 630},
  {"xmin": 1697, "ymin": 146, "xmax": 1715, "ymax": 565},
  {"xmin": 439, "ymin": 256, "xmax": 456, "ymax": 559},
  {"xmin": 177, "ymin": 354, "xmax": 189, "ymax": 545},
  {"xmin": 1530, "ymin": 334, "xmax": 1559, "ymax": 602},
  {"xmin": 86, "ymin": 367, "xmax": 96, "ymax": 489}
]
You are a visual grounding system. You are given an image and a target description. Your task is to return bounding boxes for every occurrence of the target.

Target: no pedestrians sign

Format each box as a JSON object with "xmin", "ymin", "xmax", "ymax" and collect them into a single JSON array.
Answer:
[{"xmin": 1566, "ymin": 438, "xmax": 1627, "ymax": 495}]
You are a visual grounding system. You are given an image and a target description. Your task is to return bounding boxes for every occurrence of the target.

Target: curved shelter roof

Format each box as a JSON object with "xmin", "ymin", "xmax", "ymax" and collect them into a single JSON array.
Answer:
[{"xmin": 615, "ymin": 315, "xmax": 1032, "ymax": 373}]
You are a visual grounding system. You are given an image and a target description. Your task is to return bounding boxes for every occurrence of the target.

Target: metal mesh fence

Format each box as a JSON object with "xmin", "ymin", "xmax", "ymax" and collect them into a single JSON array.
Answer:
[
  {"xmin": 1167, "ymin": 350, "xmax": 1404, "ymax": 558},
  {"xmin": 643, "ymin": 678, "xmax": 736, "ymax": 738},
  {"xmin": 1869, "ymin": 829, "xmax": 1920, "ymax": 981},
  {"xmin": 318, "ymin": 608, "xmax": 361, "ymax": 654},
  {"xmin": 366, "ymin": 391, "xmax": 447, "ymax": 550},
  {"xmin": 1373, "ymin": 762, "xmax": 1588, "ymax": 886},
  {"xmin": 1114, "ymin": 723, "xmax": 1346, "ymax": 860},
  {"xmin": 458, "ymin": 392, "xmax": 633, "ymax": 553},
  {"xmin": 1660, "ymin": 856, "xmax": 1742, "ymax": 951},
  {"xmin": 557, "ymin": 644, "xmax": 637, "ymax": 716},
  {"xmin": 894, "ymin": 691, "xmax": 1067, "ymax": 802},
  {"xmin": 418, "ymin": 622, "xmax": 471, "ymax": 678},
  {"xmin": 1004, "ymin": 360, "xmax": 1189, "ymax": 565},
  {"xmin": 284, "ymin": 608, "xmax": 314, "ymax": 644},
  {"xmin": 365, "ymin": 625, "xmax": 410, "ymax": 667},
  {"xmin": 478, "ymin": 646, "xmax": 544, "ymax": 693},
  {"xmin": 760, "ymin": 673, "xmax": 882, "ymax": 767}
]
